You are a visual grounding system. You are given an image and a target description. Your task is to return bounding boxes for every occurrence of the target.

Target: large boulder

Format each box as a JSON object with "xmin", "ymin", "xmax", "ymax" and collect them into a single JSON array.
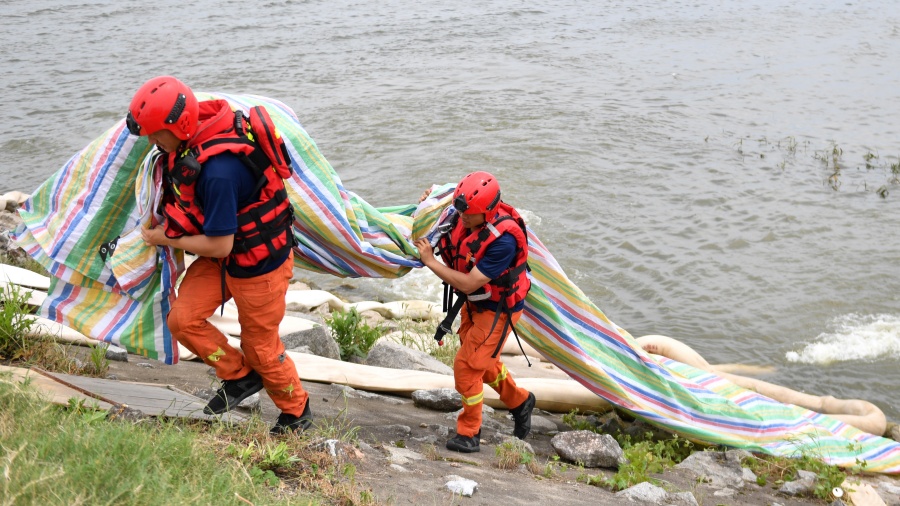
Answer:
[
  {"xmin": 281, "ymin": 326, "xmax": 341, "ymax": 360},
  {"xmin": 365, "ymin": 340, "xmax": 452, "ymax": 375}
]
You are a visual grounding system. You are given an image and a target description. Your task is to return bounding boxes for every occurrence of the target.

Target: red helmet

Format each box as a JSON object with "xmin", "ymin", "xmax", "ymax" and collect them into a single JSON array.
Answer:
[
  {"xmin": 452, "ymin": 171, "xmax": 502, "ymax": 220},
  {"xmin": 126, "ymin": 76, "xmax": 199, "ymax": 141}
]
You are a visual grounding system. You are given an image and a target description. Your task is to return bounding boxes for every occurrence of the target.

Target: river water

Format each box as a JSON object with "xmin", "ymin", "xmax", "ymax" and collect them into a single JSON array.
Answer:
[{"xmin": 2, "ymin": 0, "xmax": 899, "ymax": 419}]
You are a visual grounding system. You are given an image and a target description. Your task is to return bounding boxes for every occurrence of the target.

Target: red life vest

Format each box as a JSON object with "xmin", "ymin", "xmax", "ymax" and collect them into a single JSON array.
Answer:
[
  {"xmin": 159, "ymin": 99, "xmax": 294, "ymax": 275},
  {"xmin": 439, "ymin": 201, "xmax": 530, "ymax": 309}
]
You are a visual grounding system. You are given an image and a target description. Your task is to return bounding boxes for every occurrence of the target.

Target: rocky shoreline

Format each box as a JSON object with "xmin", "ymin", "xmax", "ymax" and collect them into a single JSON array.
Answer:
[{"xmin": 3, "ymin": 193, "xmax": 900, "ymax": 505}]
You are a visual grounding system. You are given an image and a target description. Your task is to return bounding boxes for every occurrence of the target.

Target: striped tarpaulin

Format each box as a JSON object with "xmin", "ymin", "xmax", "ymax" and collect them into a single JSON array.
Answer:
[{"xmin": 13, "ymin": 94, "xmax": 900, "ymax": 473}]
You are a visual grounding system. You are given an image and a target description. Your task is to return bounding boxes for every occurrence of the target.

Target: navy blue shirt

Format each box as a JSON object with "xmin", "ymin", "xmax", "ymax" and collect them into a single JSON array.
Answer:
[
  {"xmin": 471, "ymin": 233, "xmax": 525, "ymax": 312},
  {"xmin": 196, "ymin": 152, "xmax": 290, "ymax": 276}
]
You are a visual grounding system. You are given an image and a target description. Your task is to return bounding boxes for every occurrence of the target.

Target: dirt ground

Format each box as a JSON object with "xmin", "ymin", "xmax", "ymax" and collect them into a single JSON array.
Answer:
[{"xmin": 85, "ymin": 349, "xmax": 881, "ymax": 506}]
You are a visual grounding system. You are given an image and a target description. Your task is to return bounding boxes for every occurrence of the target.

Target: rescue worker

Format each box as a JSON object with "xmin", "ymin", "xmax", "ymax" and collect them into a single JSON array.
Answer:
[
  {"xmin": 414, "ymin": 171, "xmax": 536, "ymax": 453},
  {"xmin": 130, "ymin": 75, "xmax": 312, "ymax": 434}
]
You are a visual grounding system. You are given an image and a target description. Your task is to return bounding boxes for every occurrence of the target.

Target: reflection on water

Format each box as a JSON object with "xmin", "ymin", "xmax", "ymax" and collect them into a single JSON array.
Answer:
[{"xmin": 2, "ymin": 0, "xmax": 899, "ymax": 419}]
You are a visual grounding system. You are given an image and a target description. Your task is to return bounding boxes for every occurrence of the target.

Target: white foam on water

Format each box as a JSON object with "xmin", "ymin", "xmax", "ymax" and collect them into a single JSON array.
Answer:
[
  {"xmin": 785, "ymin": 313, "xmax": 900, "ymax": 364},
  {"xmin": 518, "ymin": 208, "xmax": 541, "ymax": 227}
]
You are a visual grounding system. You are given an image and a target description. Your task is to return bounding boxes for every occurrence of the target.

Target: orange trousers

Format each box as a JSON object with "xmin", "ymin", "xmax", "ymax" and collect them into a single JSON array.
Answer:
[
  {"xmin": 454, "ymin": 305, "xmax": 529, "ymax": 437},
  {"xmin": 167, "ymin": 253, "xmax": 308, "ymax": 416}
]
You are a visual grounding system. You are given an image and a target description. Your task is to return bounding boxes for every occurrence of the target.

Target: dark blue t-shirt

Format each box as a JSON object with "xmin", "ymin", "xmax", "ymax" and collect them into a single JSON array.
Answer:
[
  {"xmin": 472, "ymin": 233, "xmax": 525, "ymax": 312},
  {"xmin": 196, "ymin": 152, "xmax": 289, "ymax": 276}
]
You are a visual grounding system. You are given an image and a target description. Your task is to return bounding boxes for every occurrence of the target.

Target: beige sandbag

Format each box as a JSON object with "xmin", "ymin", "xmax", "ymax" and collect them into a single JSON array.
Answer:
[
  {"xmin": 636, "ymin": 334, "xmax": 887, "ymax": 436},
  {"xmin": 0, "ymin": 263, "xmax": 51, "ymax": 290},
  {"xmin": 0, "ymin": 191, "xmax": 29, "ymax": 206},
  {"xmin": 285, "ymin": 289, "xmax": 347, "ymax": 312},
  {"xmin": 282, "ymin": 348, "xmax": 610, "ymax": 414},
  {"xmin": 381, "ymin": 300, "xmax": 442, "ymax": 320},
  {"xmin": 28, "ymin": 316, "xmax": 97, "ymax": 345}
]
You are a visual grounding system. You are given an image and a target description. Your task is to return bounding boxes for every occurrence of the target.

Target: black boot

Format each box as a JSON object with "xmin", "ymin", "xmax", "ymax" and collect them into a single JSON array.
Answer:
[
  {"xmin": 270, "ymin": 398, "xmax": 314, "ymax": 435},
  {"xmin": 446, "ymin": 430, "xmax": 481, "ymax": 453},
  {"xmin": 203, "ymin": 369, "xmax": 264, "ymax": 415},
  {"xmin": 510, "ymin": 392, "xmax": 535, "ymax": 440}
]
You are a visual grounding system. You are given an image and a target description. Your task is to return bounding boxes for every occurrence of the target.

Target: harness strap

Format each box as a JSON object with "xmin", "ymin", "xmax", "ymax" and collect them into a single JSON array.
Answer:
[
  {"xmin": 231, "ymin": 189, "xmax": 292, "ymax": 255},
  {"xmin": 234, "ymin": 188, "xmax": 289, "ymax": 229},
  {"xmin": 466, "ymin": 215, "xmax": 513, "ymax": 257},
  {"xmin": 485, "ymin": 302, "xmax": 531, "ymax": 366},
  {"xmin": 434, "ymin": 292, "xmax": 466, "ymax": 344}
]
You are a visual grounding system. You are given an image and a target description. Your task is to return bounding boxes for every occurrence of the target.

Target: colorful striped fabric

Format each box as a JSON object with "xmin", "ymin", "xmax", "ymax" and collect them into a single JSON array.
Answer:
[{"xmin": 13, "ymin": 95, "xmax": 900, "ymax": 473}]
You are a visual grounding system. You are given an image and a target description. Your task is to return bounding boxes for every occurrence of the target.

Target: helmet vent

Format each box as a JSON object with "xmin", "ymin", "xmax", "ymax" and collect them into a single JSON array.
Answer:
[{"xmin": 164, "ymin": 94, "xmax": 186, "ymax": 125}]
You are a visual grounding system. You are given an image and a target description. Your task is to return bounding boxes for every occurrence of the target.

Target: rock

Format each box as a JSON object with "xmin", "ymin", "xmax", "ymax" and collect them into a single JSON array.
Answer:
[
  {"xmin": 281, "ymin": 326, "xmax": 341, "ymax": 360},
  {"xmin": 107, "ymin": 404, "xmax": 146, "ymax": 423},
  {"xmin": 337, "ymin": 385, "xmax": 408, "ymax": 405},
  {"xmin": 550, "ymin": 430, "xmax": 626, "ymax": 468},
  {"xmin": 359, "ymin": 310, "xmax": 385, "ymax": 328},
  {"xmin": 615, "ymin": 482, "xmax": 699, "ymax": 505},
  {"xmin": 379, "ymin": 424, "xmax": 412, "ymax": 440},
  {"xmin": 104, "ymin": 344, "xmax": 129, "ymax": 362},
  {"xmin": 714, "ymin": 488, "xmax": 737, "ymax": 497},
  {"xmin": 365, "ymin": 340, "xmax": 452, "ymax": 375},
  {"xmin": 778, "ymin": 469, "xmax": 818, "ymax": 496},
  {"xmin": 291, "ymin": 345, "xmax": 313, "ymax": 355},
  {"xmin": 491, "ymin": 435, "xmax": 534, "ymax": 454},
  {"xmin": 0, "ymin": 210, "xmax": 23, "ymax": 231},
  {"xmin": 378, "ymin": 329, "xmax": 434, "ymax": 350},
  {"xmin": 675, "ymin": 450, "xmax": 755, "ymax": 489},
  {"xmin": 383, "ymin": 446, "xmax": 424, "ymax": 465},
  {"xmin": 412, "ymin": 388, "xmax": 462, "ymax": 411},
  {"xmin": 288, "ymin": 281, "xmax": 311, "ymax": 291},
  {"xmin": 616, "ymin": 482, "xmax": 668, "ymax": 503},
  {"xmin": 877, "ymin": 481, "xmax": 900, "ymax": 503},
  {"xmin": 424, "ymin": 423, "xmax": 450, "ymax": 438},
  {"xmin": 668, "ymin": 491, "xmax": 701, "ymax": 506}
]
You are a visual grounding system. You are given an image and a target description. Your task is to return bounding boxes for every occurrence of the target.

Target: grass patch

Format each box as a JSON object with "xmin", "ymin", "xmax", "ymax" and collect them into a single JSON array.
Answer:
[
  {"xmin": 494, "ymin": 440, "xmax": 540, "ymax": 474},
  {"xmin": 0, "ymin": 283, "xmax": 108, "ymax": 377},
  {"xmin": 563, "ymin": 408, "xmax": 864, "ymax": 498},
  {"xmin": 0, "ymin": 378, "xmax": 303, "ymax": 505},
  {"xmin": 0, "ymin": 284, "xmax": 38, "ymax": 361},
  {"xmin": 0, "ymin": 374, "xmax": 385, "ymax": 505},
  {"xmin": 327, "ymin": 308, "xmax": 383, "ymax": 361},
  {"xmin": 742, "ymin": 439, "xmax": 865, "ymax": 500},
  {"xmin": 600, "ymin": 435, "xmax": 694, "ymax": 491}
]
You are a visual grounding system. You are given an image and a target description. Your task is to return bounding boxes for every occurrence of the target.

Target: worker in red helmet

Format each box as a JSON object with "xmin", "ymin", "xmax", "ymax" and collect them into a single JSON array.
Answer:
[
  {"xmin": 414, "ymin": 171, "xmax": 535, "ymax": 453},
  {"xmin": 130, "ymin": 75, "xmax": 312, "ymax": 435}
]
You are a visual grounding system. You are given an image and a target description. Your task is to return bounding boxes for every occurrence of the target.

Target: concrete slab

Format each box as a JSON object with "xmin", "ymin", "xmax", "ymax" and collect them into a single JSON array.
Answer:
[{"xmin": 0, "ymin": 365, "xmax": 246, "ymax": 423}]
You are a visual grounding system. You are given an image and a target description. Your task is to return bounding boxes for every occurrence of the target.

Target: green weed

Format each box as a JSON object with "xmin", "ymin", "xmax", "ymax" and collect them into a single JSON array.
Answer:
[
  {"xmin": 0, "ymin": 284, "xmax": 37, "ymax": 360},
  {"xmin": 603, "ymin": 434, "xmax": 694, "ymax": 491},
  {"xmin": 495, "ymin": 440, "xmax": 539, "ymax": 473},
  {"xmin": 328, "ymin": 308, "xmax": 382, "ymax": 361},
  {"xmin": 742, "ymin": 438, "xmax": 864, "ymax": 500},
  {"xmin": 313, "ymin": 399, "xmax": 360, "ymax": 443},
  {"xmin": 84, "ymin": 343, "xmax": 110, "ymax": 377}
]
